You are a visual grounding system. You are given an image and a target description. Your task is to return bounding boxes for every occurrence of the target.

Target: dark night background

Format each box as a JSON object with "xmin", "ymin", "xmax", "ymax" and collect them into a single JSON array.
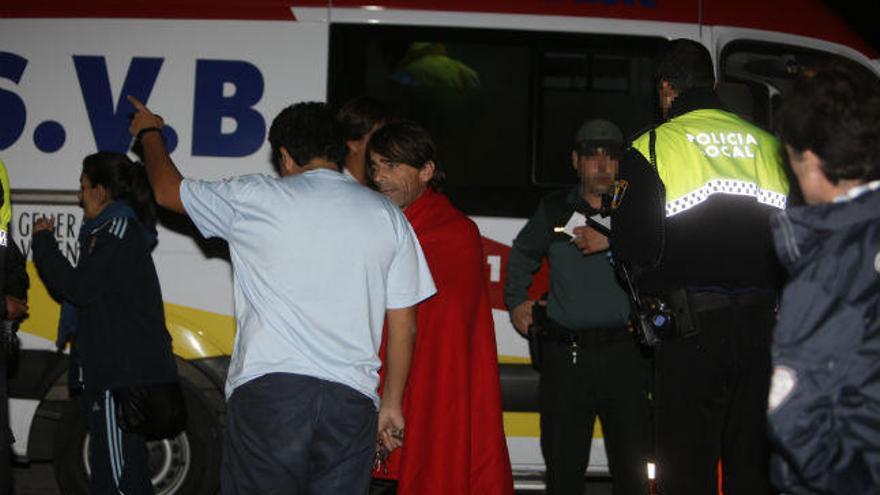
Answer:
[{"xmin": 825, "ymin": 2, "xmax": 880, "ymax": 54}]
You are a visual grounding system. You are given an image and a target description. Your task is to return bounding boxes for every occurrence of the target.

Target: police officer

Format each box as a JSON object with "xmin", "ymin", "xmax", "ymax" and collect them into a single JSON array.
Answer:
[
  {"xmin": 0, "ymin": 158, "xmax": 28, "ymax": 495},
  {"xmin": 505, "ymin": 119, "xmax": 650, "ymax": 495},
  {"xmin": 598, "ymin": 39, "xmax": 789, "ymax": 495}
]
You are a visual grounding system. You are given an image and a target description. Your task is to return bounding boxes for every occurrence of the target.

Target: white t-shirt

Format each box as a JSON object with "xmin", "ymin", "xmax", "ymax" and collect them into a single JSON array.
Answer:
[{"xmin": 180, "ymin": 169, "xmax": 436, "ymax": 406}]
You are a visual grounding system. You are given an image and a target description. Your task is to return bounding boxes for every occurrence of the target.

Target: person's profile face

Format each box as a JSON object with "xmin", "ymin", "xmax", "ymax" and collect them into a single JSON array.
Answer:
[{"xmin": 79, "ymin": 174, "xmax": 109, "ymax": 220}]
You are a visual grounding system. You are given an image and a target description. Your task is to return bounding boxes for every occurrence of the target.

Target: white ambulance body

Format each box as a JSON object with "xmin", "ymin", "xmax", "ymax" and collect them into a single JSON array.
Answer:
[{"xmin": 1, "ymin": 1, "xmax": 877, "ymax": 492}]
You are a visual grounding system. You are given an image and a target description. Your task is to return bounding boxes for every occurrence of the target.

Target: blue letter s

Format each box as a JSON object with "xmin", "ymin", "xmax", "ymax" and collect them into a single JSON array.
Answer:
[{"xmin": 0, "ymin": 52, "xmax": 28, "ymax": 150}]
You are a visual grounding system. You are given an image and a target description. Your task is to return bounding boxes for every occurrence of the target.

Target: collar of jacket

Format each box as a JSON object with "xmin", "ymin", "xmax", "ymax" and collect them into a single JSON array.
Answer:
[
  {"xmin": 771, "ymin": 187, "xmax": 880, "ymax": 270},
  {"xmin": 666, "ymin": 87, "xmax": 727, "ymax": 119}
]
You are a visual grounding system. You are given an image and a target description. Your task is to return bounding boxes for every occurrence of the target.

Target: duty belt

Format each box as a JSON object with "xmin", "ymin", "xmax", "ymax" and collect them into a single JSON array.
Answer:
[
  {"xmin": 686, "ymin": 290, "xmax": 777, "ymax": 312},
  {"xmin": 645, "ymin": 288, "xmax": 777, "ymax": 340},
  {"xmin": 541, "ymin": 318, "xmax": 633, "ymax": 347}
]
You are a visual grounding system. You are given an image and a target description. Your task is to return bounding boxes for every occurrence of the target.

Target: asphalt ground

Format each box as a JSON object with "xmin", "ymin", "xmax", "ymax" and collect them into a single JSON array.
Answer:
[{"xmin": 13, "ymin": 461, "xmax": 613, "ymax": 494}]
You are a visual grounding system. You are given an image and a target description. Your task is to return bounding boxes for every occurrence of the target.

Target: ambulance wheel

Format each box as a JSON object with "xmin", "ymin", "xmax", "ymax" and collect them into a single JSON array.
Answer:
[{"xmin": 52, "ymin": 383, "xmax": 222, "ymax": 495}]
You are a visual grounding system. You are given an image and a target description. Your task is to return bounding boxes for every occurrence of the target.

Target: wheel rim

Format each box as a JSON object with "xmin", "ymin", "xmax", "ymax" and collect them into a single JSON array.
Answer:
[{"xmin": 82, "ymin": 432, "xmax": 193, "ymax": 495}]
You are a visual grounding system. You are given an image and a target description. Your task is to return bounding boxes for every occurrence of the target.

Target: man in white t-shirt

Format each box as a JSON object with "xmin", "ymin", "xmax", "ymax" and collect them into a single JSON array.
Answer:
[{"xmin": 128, "ymin": 97, "xmax": 436, "ymax": 494}]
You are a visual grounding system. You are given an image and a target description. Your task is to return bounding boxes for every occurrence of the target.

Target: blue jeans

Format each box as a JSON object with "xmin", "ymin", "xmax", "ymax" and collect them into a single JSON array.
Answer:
[{"xmin": 221, "ymin": 372, "xmax": 378, "ymax": 495}]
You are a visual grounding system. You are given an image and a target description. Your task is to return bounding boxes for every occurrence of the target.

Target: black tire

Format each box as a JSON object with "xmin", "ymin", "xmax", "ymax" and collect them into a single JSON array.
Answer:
[{"xmin": 52, "ymin": 381, "xmax": 222, "ymax": 495}]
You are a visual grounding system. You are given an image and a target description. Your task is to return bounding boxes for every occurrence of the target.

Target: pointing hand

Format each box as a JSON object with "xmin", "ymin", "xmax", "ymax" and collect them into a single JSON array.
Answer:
[{"xmin": 127, "ymin": 95, "xmax": 164, "ymax": 138}]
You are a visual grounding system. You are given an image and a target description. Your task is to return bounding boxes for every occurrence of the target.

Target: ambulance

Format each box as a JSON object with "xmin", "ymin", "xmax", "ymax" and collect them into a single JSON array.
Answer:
[{"xmin": 1, "ymin": 0, "xmax": 877, "ymax": 492}]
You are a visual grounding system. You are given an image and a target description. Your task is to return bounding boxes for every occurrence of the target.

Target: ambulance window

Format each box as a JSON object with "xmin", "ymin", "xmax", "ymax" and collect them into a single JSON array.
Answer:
[
  {"xmin": 329, "ymin": 25, "xmax": 664, "ymax": 216},
  {"xmin": 330, "ymin": 24, "xmax": 536, "ymax": 216},
  {"xmin": 535, "ymin": 38, "xmax": 664, "ymax": 185},
  {"xmin": 720, "ymin": 40, "xmax": 878, "ymax": 130}
]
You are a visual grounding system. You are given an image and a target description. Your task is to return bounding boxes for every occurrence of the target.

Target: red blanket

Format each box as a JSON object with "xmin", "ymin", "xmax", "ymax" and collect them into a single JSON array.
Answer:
[{"xmin": 375, "ymin": 189, "xmax": 513, "ymax": 494}]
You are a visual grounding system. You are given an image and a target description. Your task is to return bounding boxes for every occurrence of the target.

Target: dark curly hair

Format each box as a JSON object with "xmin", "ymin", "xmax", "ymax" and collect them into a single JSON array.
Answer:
[
  {"xmin": 776, "ymin": 62, "xmax": 880, "ymax": 183},
  {"xmin": 656, "ymin": 39, "xmax": 715, "ymax": 93},
  {"xmin": 82, "ymin": 152, "xmax": 157, "ymax": 229},
  {"xmin": 268, "ymin": 102, "xmax": 347, "ymax": 173},
  {"xmin": 337, "ymin": 95, "xmax": 391, "ymax": 141},
  {"xmin": 366, "ymin": 121, "xmax": 446, "ymax": 190}
]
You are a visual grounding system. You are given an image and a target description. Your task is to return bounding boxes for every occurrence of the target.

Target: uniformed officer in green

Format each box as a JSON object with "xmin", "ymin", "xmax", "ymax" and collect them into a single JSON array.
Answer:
[
  {"xmin": 505, "ymin": 120, "xmax": 649, "ymax": 495},
  {"xmin": 605, "ymin": 39, "xmax": 789, "ymax": 495}
]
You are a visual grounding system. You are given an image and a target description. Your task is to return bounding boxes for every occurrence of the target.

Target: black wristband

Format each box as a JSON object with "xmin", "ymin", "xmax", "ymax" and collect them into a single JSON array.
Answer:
[{"xmin": 136, "ymin": 126, "xmax": 163, "ymax": 142}]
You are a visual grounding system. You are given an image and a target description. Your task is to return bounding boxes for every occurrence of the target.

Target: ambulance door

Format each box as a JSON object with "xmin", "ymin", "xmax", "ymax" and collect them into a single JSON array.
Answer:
[
  {"xmin": 711, "ymin": 30, "xmax": 880, "ymax": 204},
  {"xmin": 712, "ymin": 28, "xmax": 880, "ymax": 131}
]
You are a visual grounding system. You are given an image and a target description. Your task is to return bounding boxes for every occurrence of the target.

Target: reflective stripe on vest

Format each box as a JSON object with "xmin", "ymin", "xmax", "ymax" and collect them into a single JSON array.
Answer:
[
  {"xmin": 0, "ymin": 159, "xmax": 10, "ymax": 247},
  {"xmin": 632, "ymin": 109, "xmax": 789, "ymax": 217}
]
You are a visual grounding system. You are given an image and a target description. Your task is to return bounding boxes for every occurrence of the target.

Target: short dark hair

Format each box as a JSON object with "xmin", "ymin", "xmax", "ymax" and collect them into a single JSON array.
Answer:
[
  {"xmin": 367, "ymin": 120, "xmax": 446, "ymax": 190},
  {"xmin": 337, "ymin": 96, "xmax": 391, "ymax": 141},
  {"xmin": 82, "ymin": 151, "xmax": 156, "ymax": 229},
  {"xmin": 776, "ymin": 62, "xmax": 880, "ymax": 184},
  {"xmin": 268, "ymin": 102, "xmax": 347, "ymax": 173},
  {"xmin": 656, "ymin": 39, "xmax": 715, "ymax": 92}
]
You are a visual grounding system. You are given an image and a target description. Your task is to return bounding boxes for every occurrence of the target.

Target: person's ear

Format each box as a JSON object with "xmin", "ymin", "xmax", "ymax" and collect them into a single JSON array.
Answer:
[
  {"xmin": 419, "ymin": 161, "xmax": 436, "ymax": 185},
  {"xmin": 659, "ymin": 80, "xmax": 678, "ymax": 108},
  {"xmin": 95, "ymin": 184, "xmax": 112, "ymax": 204},
  {"xmin": 279, "ymin": 146, "xmax": 299, "ymax": 176}
]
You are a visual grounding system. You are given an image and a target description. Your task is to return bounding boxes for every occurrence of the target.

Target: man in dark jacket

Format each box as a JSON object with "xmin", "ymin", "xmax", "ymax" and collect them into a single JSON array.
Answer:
[
  {"xmin": 768, "ymin": 62, "xmax": 880, "ymax": 494},
  {"xmin": 594, "ymin": 40, "xmax": 789, "ymax": 494}
]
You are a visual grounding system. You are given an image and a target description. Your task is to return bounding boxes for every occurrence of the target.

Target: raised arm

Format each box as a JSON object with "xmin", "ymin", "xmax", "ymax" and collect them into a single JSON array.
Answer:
[{"xmin": 127, "ymin": 96, "xmax": 186, "ymax": 214}]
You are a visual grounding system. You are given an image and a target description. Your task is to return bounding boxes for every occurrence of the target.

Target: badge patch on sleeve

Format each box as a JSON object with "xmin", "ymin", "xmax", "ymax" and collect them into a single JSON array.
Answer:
[
  {"xmin": 768, "ymin": 365, "xmax": 797, "ymax": 412},
  {"xmin": 874, "ymin": 251, "xmax": 880, "ymax": 274}
]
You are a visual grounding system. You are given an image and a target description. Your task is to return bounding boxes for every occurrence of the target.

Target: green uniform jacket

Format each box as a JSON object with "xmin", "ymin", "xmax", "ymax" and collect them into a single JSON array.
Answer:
[{"xmin": 504, "ymin": 187, "xmax": 629, "ymax": 330}]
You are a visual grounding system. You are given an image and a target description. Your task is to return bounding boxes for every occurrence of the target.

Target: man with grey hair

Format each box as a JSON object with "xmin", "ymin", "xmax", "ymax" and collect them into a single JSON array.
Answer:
[{"xmin": 505, "ymin": 119, "xmax": 649, "ymax": 494}]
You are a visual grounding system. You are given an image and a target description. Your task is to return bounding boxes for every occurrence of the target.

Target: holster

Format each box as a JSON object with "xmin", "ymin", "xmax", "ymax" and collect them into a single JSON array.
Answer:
[
  {"xmin": 642, "ymin": 289, "xmax": 699, "ymax": 340},
  {"xmin": 527, "ymin": 303, "xmax": 547, "ymax": 372},
  {"xmin": 1, "ymin": 320, "xmax": 20, "ymax": 371},
  {"xmin": 663, "ymin": 289, "xmax": 700, "ymax": 339}
]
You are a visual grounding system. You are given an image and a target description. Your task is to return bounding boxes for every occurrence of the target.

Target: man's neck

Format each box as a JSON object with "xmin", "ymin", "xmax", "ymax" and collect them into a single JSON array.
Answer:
[
  {"xmin": 582, "ymin": 192, "xmax": 602, "ymax": 210},
  {"xmin": 302, "ymin": 158, "xmax": 340, "ymax": 173},
  {"xmin": 344, "ymin": 157, "xmax": 367, "ymax": 184},
  {"xmin": 403, "ymin": 190, "xmax": 430, "ymax": 212},
  {"xmin": 829, "ymin": 179, "xmax": 870, "ymax": 202}
]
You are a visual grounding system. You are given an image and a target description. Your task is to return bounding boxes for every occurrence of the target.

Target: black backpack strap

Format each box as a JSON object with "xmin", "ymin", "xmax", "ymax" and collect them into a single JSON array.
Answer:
[{"xmin": 647, "ymin": 127, "xmax": 665, "ymax": 270}]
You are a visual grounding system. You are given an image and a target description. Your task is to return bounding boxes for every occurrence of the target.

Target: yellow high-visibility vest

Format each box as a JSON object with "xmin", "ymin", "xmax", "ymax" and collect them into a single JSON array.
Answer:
[
  {"xmin": 632, "ymin": 109, "xmax": 789, "ymax": 218},
  {"xmin": 0, "ymin": 159, "xmax": 10, "ymax": 247}
]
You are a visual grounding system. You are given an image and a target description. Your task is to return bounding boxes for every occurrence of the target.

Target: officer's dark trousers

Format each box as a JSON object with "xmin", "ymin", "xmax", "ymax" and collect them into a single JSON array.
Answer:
[
  {"xmin": 0, "ymin": 351, "xmax": 11, "ymax": 495},
  {"xmin": 655, "ymin": 302, "xmax": 775, "ymax": 495},
  {"xmin": 540, "ymin": 330, "xmax": 650, "ymax": 495},
  {"xmin": 222, "ymin": 372, "xmax": 378, "ymax": 495}
]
